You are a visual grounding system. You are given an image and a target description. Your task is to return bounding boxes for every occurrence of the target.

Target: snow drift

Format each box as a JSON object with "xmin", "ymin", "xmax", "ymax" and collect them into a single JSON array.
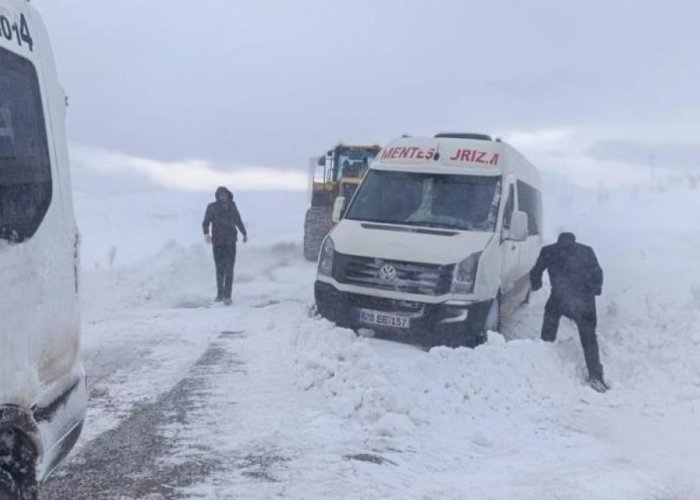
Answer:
[{"xmin": 56, "ymin": 166, "xmax": 700, "ymax": 499}]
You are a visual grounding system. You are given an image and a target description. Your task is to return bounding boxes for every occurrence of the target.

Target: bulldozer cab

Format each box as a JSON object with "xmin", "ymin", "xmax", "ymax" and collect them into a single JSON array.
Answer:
[
  {"xmin": 304, "ymin": 144, "xmax": 380, "ymax": 260},
  {"xmin": 326, "ymin": 146, "xmax": 377, "ymax": 181},
  {"xmin": 311, "ymin": 145, "xmax": 380, "ymax": 208}
]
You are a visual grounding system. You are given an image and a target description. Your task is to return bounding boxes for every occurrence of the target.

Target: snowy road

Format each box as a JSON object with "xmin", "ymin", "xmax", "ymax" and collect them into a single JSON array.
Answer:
[
  {"xmin": 43, "ymin": 244, "xmax": 442, "ymax": 499},
  {"xmin": 40, "ymin": 184, "xmax": 700, "ymax": 499}
]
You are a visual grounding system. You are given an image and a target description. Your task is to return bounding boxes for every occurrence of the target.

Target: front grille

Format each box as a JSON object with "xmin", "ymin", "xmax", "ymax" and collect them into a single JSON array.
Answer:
[
  {"xmin": 347, "ymin": 294, "xmax": 426, "ymax": 315},
  {"xmin": 333, "ymin": 253, "xmax": 454, "ymax": 296}
]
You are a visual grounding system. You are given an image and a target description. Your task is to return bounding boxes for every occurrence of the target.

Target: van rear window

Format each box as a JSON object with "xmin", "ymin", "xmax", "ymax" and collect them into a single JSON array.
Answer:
[{"xmin": 0, "ymin": 46, "xmax": 51, "ymax": 243}]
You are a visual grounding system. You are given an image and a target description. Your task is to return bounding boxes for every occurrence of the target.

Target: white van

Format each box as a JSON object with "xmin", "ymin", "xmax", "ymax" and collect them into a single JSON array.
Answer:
[
  {"xmin": 315, "ymin": 133, "xmax": 543, "ymax": 347},
  {"xmin": 0, "ymin": 1, "xmax": 86, "ymax": 497}
]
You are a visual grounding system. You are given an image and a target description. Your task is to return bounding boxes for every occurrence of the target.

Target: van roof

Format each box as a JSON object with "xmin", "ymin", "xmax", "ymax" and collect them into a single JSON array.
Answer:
[{"xmin": 372, "ymin": 135, "xmax": 541, "ymax": 186}]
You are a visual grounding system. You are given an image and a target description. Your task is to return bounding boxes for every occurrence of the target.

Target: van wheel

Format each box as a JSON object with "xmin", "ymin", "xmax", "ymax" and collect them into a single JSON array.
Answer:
[
  {"xmin": 482, "ymin": 294, "xmax": 502, "ymax": 336},
  {"xmin": 470, "ymin": 297, "xmax": 500, "ymax": 347}
]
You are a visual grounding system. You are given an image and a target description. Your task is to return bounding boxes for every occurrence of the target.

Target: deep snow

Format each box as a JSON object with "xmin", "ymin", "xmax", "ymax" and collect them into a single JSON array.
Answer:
[{"xmin": 43, "ymin": 167, "xmax": 700, "ymax": 499}]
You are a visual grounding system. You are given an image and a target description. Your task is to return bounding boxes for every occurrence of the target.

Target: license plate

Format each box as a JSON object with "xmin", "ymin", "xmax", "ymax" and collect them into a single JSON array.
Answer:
[{"xmin": 359, "ymin": 309, "xmax": 411, "ymax": 329}]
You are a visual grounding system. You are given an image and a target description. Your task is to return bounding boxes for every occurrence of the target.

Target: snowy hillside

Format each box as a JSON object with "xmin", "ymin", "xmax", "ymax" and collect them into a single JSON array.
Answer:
[{"xmin": 43, "ymin": 167, "xmax": 700, "ymax": 499}]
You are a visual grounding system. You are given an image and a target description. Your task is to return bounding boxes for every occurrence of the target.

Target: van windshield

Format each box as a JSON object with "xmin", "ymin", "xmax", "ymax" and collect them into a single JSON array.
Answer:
[{"xmin": 346, "ymin": 170, "xmax": 502, "ymax": 231}]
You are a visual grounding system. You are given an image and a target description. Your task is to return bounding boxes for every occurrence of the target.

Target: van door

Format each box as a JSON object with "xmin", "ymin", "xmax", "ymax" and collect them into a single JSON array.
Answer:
[{"xmin": 516, "ymin": 180, "xmax": 543, "ymax": 294}]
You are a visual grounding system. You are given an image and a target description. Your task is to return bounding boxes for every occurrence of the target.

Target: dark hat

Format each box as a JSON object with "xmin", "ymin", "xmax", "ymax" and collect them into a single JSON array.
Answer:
[
  {"xmin": 215, "ymin": 186, "xmax": 233, "ymax": 201},
  {"xmin": 558, "ymin": 232, "xmax": 576, "ymax": 245}
]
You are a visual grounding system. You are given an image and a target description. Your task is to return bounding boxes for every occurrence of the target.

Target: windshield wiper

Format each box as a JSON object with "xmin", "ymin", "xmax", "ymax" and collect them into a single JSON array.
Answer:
[
  {"xmin": 345, "ymin": 217, "xmax": 401, "ymax": 226},
  {"xmin": 391, "ymin": 220, "xmax": 470, "ymax": 231},
  {"xmin": 425, "ymin": 223, "xmax": 470, "ymax": 231},
  {"xmin": 348, "ymin": 217, "xmax": 480, "ymax": 232}
]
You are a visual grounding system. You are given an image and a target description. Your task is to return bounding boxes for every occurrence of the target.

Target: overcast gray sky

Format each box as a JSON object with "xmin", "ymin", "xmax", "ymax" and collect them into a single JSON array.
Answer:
[{"xmin": 33, "ymin": 0, "xmax": 700, "ymax": 188}]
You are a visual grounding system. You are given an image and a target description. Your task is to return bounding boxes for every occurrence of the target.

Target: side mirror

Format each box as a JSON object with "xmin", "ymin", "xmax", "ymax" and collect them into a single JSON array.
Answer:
[
  {"xmin": 317, "ymin": 156, "xmax": 326, "ymax": 167},
  {"xmin": 332, "ymin": 196, "xmax": 346, "ymax": 224},
  {"xmin": 509, "ymin": 211, "xmax": 529, "ymax": 241}
]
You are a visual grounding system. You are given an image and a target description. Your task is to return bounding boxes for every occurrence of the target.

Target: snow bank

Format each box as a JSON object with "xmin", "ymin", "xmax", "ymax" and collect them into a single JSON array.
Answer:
[
  {"xmin": 73, "ymin": 164, "xmax": 307, "ymax": 269},
  {"xmin": 294, "ymin": 318, "xmax": 599, "ymax": 441},
  {"xmin": 69, "ymin": 165, "xmax": 700, "ymax": 498},
  {"xmin": 287, "ymin": 180, "xmax": 700, "ymax": 498}
]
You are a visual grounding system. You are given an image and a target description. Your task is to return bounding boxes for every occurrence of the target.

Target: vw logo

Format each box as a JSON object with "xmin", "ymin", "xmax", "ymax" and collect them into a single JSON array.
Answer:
[{"xmin": 378, "ymin": 264, "xmax": 398, "ymax": 282}]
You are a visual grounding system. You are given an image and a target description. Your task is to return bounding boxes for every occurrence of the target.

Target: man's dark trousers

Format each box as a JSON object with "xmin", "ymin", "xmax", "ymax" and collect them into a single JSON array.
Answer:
[
  {"xmin": 541, "ymin": 295, "xmax": 603, "ymax": 381},
  {"xmin": 213, "ymin": 244, "xmax": 236, "ymax": 299}
]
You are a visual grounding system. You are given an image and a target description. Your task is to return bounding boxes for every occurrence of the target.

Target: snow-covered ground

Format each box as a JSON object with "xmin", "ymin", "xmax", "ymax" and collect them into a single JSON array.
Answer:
[{"xmin": 43, "ymin": 166, "xmax": 700, "ymax": 499}]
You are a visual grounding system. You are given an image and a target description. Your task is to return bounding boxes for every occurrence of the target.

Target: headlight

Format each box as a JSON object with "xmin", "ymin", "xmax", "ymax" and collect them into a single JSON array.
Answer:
[
  {"xmin": 451, "ymin": 251, "xmax": 482, "ymax": 294},
  {"xmin": 318, "ymin": 236, "xmax": 335, "ymax": 276}
]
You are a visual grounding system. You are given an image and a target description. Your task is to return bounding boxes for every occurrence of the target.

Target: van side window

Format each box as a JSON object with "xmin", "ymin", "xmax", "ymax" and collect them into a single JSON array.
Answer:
[
  {"xmin": 0, "ymin": 46, "xmax": 52, "ymax": 243},
  {"xmin": 502, "ymin": 184, "xmax": 515, "ymax": 229},
  {"xmin": 516, "ymin": 180, "xmax": 542, "ymax": 235}
]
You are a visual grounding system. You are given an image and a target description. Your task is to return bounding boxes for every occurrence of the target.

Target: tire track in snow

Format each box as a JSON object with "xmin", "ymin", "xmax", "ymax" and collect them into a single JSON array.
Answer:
[{"xmin": 42, "ymin": 333, "xmax": 246, "ymax": 500}]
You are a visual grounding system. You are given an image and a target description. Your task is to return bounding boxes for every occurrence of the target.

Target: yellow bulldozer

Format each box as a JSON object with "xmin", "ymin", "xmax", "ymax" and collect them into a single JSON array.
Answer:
[{"xmin": 304, "ymin": 144, "xmax": 381, "ymax": 260}]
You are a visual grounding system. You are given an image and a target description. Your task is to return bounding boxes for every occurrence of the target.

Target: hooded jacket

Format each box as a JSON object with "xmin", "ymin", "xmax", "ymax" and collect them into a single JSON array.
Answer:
[
  {"xmin": 530, "ymin": 233, "xmax": 603, "ymax": 315},
  {"xmin": 202, "ymin": 187, "xmax": 247, "ymax": 246}
]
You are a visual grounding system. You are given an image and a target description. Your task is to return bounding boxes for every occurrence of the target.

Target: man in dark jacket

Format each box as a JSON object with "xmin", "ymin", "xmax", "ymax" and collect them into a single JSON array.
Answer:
[
  {"xmin": 202, "ymin": 187, "xmax": 248, "ymax": 305},
  {"xmin": 530, "ymin": 232, "xmax": 609, "ymax": 392}
]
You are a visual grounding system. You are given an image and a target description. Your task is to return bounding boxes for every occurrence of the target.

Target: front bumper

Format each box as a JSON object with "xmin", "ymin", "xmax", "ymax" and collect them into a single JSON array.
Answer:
[{"xmin": 315, "ymin": 281, "xmax": 491, "ymax": 344}]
